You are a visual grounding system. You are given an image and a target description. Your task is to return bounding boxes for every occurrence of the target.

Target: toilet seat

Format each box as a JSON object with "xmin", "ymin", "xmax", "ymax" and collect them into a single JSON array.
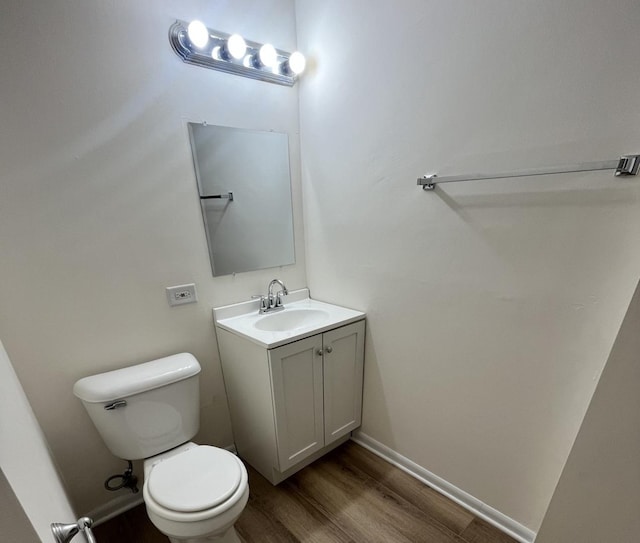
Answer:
[
  {"xmin": 147, "ymin": 446, "xmax": 242, "ymax": 513},
  {"xmin": 143, "ymin": 444, "xmax": 249, "ymax": 523}
]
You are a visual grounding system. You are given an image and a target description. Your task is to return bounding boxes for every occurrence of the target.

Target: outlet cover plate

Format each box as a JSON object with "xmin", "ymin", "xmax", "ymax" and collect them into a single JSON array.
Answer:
[{"xmin": 166, "ymin": 283, "xmax": 198, "ymax": 307}]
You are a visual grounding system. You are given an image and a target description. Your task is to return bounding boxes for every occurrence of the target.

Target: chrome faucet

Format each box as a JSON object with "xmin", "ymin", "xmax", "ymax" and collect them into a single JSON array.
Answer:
[
  {"xmin": 269, "ymin": 279, "xmax": 288, "ymax": 302},
  {"xmin": 254, "ymin": 279, "xmax": 288, "ymax": 314}
]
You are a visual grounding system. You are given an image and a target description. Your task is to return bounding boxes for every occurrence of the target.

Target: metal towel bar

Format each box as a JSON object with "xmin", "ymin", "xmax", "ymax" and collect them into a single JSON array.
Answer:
[
  {"xmin": 200, "ymin": 191, "xmax": 234, "ymax": 201},
  {"xmin": 417, "ymin": 154, "xmax": 640, "ymax": 191}
]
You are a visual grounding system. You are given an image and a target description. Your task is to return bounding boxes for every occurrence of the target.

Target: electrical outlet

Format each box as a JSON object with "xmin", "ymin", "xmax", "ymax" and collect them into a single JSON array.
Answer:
[{"xmin": 166, "ymin": 283, "xmax": 198, "ymax": 307}]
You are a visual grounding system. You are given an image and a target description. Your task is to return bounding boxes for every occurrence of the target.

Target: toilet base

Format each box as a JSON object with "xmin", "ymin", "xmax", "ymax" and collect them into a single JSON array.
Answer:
[{"xmin": 168, "ymin": 526, "xmax": 241, "ymax": 543}]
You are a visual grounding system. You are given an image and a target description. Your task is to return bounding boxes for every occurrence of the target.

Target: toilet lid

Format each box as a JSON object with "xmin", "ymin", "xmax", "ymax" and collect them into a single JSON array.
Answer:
[{"xmin": 147, "ymin": 446, "xmax": 242, "ymax": 512}]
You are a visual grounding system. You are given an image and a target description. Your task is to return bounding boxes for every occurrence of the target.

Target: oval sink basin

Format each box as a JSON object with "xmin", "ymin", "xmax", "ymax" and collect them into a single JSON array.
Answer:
[{"xmin": 254, "ymin": 309, "xmax": 331, "ymax": 332}]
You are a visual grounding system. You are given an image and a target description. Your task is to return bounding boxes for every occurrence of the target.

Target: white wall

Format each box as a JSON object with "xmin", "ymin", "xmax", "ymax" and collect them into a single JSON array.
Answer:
[
  {"xmin": 0, "ymin": 0, "xmax": 304, "ymax": 514},
  {"xmin": 296, "ymin": 0, "xmax": 640, "ymax": 531},
  {"xmin": 0, "ymin": 339, "xmax": 77, "ymax": 541},
  {"xmin": 535, "ymin": 279, "xmax": 640, "ymax": 542},
  {"xmin": 4, "ymin": 0, "xmax": 640, "ymax": 531},
  {"xmin": 1, "ymin": 470, "xmax": 40, "ymax": 543}
]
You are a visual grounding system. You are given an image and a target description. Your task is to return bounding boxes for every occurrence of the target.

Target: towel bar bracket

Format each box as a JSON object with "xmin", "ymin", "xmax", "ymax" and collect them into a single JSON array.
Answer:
[
  {"xmin": 421, "ymin": 175, "xmax": 436, "ymax": 191},
  {"xmin": 616, "ymin": 155, "xmax": 640, "ymax": 176}
]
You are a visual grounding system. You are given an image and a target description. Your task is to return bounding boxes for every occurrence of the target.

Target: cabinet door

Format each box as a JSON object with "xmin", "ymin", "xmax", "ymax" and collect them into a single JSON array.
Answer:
[
  {"xmin": 269, "ymin": 335, "xmax": 324, "ymax": 472},
  {"xmin": 323, "ymin": 320, "xmax": 365, "ymax": 445}
]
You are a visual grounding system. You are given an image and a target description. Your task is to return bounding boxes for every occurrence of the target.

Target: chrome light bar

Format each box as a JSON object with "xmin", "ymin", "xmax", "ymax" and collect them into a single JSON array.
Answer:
[{"xmin": 169, "ymin": 20, "xmax": 302, "ymax": 87}]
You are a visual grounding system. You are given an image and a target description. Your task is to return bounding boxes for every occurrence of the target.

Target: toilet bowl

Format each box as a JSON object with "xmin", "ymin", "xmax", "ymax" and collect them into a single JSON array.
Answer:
[
  {"xmin": 73, "ymin": 353, "xmax": 249, "ymax": 543},
  {"xmin": 143, "ymin": 443, "xmax": 249, "ymax": 542}
]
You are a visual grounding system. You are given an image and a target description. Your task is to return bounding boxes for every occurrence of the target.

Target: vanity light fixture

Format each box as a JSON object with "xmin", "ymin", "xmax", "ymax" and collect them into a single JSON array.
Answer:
[
  {"xmin": 282, "ymin": 51, "xmax": 306, "ymax": 76},
  {"xmin": 256, "ymin": 43, "xmax": 278, "ymax": 68},
  {"xmin": 213, "ymin": 34, "xmax": 247, "ymax": 61},
  {"xmin": 169, "ymin": 19, "xmax": 305, "ymax": 86},
  {"xmin": 187, "ymin": 20, "xmax": 209, "ymax": 49}
]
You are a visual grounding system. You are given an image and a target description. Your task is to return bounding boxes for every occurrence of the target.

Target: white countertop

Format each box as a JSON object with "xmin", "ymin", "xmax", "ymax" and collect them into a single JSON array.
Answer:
[{"xmin": 213, "ymin": 289, "xmax": 365, "ymax": 349}]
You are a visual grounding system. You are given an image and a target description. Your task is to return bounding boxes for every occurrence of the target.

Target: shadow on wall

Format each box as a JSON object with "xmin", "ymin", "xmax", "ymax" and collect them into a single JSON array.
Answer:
[
  {"xmin": 357, "ymin": 319, "xmax": 396, "ymax": 447},
  {"xmin": 0, "ymin": 339, "xmax": 78, "ymax": 540},
  {"xmin": 535, "ymin": 277, "xmax": 640, "ymax": 542},
  {"xmin": 0, "ymin": 469, "xmax": 40, "ymax": 542},
  {"xmin": 434, "ymin": 183, "xmax": 638, "ymax": 211}
]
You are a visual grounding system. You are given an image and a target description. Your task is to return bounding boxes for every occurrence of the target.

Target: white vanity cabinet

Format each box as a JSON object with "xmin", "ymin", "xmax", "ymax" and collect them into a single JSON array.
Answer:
[
  {"xmin": 216, "ymin": 318, "xmax": 365, "ymax": 484},
  {"xmin": 270, "ymin": 321, "xmax": 365, "ymax": 471}
]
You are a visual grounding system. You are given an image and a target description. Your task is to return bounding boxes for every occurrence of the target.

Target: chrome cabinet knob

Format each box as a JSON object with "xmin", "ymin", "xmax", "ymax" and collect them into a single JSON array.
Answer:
[
  {"xmin": 325, "ymin": 346, "xmax": 333, "ymax": 354},
  {"xmin": 316, "ymin": 349, "xmax": 324, "ymax": 356}
]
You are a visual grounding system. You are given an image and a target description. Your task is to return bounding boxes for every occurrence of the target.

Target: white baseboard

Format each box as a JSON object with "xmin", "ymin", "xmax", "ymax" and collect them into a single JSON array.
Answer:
[
  {"xmin": 84, "ymin": 492, "xmax": 144, "ymax": 527},
  {"xmin": 351, "ymin": 431, "xmax": 536, "ymax": 543}
]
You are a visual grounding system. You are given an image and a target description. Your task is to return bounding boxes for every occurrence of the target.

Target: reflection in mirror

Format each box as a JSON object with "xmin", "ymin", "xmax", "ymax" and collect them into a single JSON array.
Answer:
[{"xmin": 188, "ymin": 124, "xmax": 295, "ymax": 276}]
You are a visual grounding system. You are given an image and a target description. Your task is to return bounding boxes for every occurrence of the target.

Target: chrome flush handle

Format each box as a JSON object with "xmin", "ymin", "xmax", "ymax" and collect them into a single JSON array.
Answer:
[{"xmin": 104, "ymin": 400, "xmax": 127, "ymax": 411}]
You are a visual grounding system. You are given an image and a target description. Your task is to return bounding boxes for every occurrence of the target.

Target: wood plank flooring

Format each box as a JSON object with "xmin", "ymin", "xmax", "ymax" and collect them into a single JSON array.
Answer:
[{"xmin": 94, "ymin": 441, "xmax": 516, "ymax": 543}]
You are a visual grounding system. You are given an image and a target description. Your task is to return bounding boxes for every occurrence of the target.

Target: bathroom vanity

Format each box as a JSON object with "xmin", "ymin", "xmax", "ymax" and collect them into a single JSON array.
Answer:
[{"xmin": 214, "ymin": 289, "xmax": 365, "ymax": 484}]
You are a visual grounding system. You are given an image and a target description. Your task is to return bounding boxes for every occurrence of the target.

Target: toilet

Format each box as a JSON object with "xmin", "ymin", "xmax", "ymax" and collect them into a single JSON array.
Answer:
[{"xmin": 73, "ymin": 353, "xmax": 248, "ymax": 543}]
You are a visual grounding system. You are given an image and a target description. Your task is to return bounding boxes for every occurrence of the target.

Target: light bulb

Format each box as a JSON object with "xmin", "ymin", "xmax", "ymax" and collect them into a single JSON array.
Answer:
[
  {"xmin": 187, "ymin": 20, "xmax": 209, "ymax": 49},
  {"xmin": 227, "ymin": 34, "xmax": 247, "ymax": 60},
  {"xmin": 258, "ymin": 44, "xmax": 278, "ymax": 68},
  {"xmin": 288, "ymin": 51, "xmax": 306, "ymax": 75}
]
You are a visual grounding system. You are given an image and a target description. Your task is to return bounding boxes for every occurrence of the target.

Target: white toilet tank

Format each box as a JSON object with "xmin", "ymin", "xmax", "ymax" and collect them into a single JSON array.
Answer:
[{"xmin": 73, "ymin": 353, "xmax": 201, "ymax": 460}]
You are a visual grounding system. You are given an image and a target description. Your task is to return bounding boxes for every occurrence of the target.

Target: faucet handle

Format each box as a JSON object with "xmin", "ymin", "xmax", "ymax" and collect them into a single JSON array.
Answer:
[
  {"xmin": 251, "ymin": 295, "xmax": 269, "ymax": 313},
  {"xmin": 275, "ymin": 290, "xmax": 287, "ymax": 307}
]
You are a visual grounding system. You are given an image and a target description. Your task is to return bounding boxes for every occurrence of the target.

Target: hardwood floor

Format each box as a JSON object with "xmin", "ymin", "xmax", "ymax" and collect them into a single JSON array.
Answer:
[{"xmin": 94, "ymin": 441, "xmax": 516, "ymax": 543}]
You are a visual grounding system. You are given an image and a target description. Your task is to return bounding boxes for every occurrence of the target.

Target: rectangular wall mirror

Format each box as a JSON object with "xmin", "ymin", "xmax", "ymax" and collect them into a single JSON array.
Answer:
[{"xmin": 188, "ymin": 123, "xmax": 296, "ymax": 276}]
